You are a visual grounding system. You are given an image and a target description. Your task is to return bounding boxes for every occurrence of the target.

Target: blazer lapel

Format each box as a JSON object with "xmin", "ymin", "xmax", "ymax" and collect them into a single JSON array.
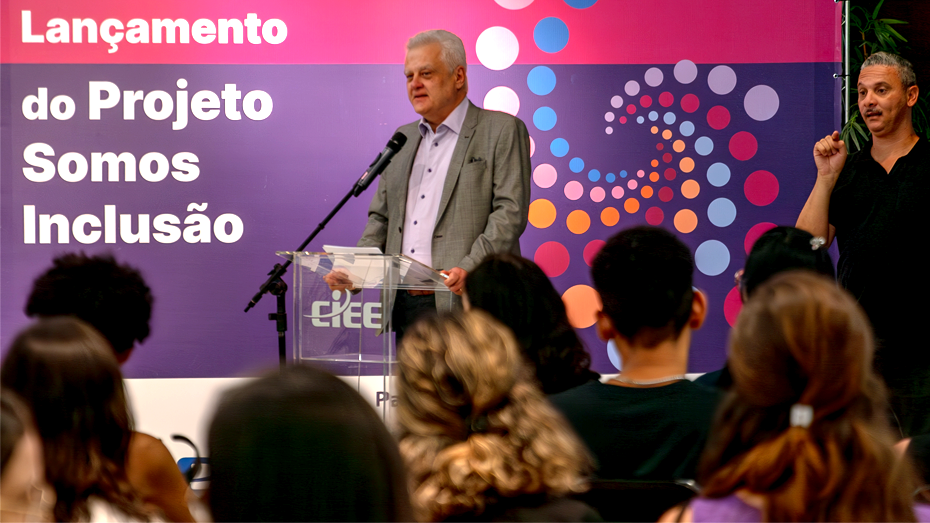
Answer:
[
  {"xmin": 435, "ymin": 101, "xmax": 478, "ymax": 226},
  {"xmin": 392, "ymin": 128, "xmax": 422, "ymax": 228}
]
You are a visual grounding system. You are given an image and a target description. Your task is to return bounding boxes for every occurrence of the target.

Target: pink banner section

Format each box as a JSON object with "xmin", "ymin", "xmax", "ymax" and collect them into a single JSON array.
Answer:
[{"xmin": 2, "ymin": 0, "xmax": 840, "ymax": 65}]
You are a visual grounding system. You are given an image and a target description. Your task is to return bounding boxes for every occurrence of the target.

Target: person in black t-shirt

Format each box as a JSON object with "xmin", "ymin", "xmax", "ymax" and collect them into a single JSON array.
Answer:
[
  {"xmin": 550, "ymin": 226, "xmax": 719, "ymax": 480},
  {"xmin": 797, "ymin": 51, "xmax": 929, "ymax": 436}
]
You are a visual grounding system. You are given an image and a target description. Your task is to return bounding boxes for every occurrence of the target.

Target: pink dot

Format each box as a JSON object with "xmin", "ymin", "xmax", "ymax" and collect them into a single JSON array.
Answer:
[
  {"xmin": 658, "ymin": 186, "xmax": 674, "ymax": 202},
  {"xmin": 583, "ymin": 240, "xmax": 606, "ymax": 266},
  {"xmin": 534, "ymin": 241, "xmax": 570, "ymax": 277},
  {"xmin": 637, "ymin": 170, "xmax": 645, "ymax": 178},
  {"xmin": 681, "ymin": 94, "xmax": 700, "ymax": 113},
  {"xmin": 723, "ymin": 286, "xmax": 743, "ymax": 327},
  {"xmin": 744, "ymin": 222, "xmax": 777, "ymax": 253},
  {"xmin": 590, "ymin": 186, "xmax": 606, "ymax": 202},
  {"xmin": 707, "ymin": 105, "xmax": 731, "ymax": 130},
  {"xmin": 729, "ymin": 131, "xmax": 758, "ymax": 161},
  {"xmin": 529, "ymin": 136, "xmax": 535, "ymax": 157},
  {"xmin": 611, "ymin": 186, "xmax": 625, "ymax": 199},
  {"xmin": 564, "ymin": 180, "xmax": 584, "ymax": 200},
  {"xmin": 662, "ymin": 153, "xmax": 672, "ymax": 163},
  {"xmin": 645, "ymin": 206, "xmax": 664, "ymax": 225},
  {"xmin": 627, "ymin": 179, "xmax": 638, "ymax": 190},
  {"xmin": 640, "ymin": 95, "xmax": 653, "ymax": 108},
  {"xmin": 664, "ymin": 168, "xmax": 676, "ymax": 181},
  {"xmin": 659, "ymin": 92, "xmax": 674, "ymax": 107},
  {"xmin": 744, "ymin": 170, "xmax": 779, "ymax": 206},
  {"xmin": 619, "ymin": 116, "xmax": 627, "ymax": 124},
  {"xmin": 656, "ymin": 143, "xmax": 664, "ymax": 151},
  {"xmin": 533, "ymin": 163, "xmax": 557, "ymax": 189},
  {"xmin": 626, "ymin": 104, "xmax": 637, "ymax": 115}
]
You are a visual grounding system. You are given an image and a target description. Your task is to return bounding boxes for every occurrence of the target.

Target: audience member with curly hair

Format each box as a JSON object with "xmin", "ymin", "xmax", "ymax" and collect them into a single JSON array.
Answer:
[
  {"xmin": 464, "ymin": 253, "xmax": 599, "ymax": 395},
  {"xmin": 1, "ymin": 317, "xmax": 155, "ymax": 522},
  {"xmin": 663, "ymin": 271, "xmax": 927, "ymax": 522},
  {"xmin": 396, "ymin": 310, "xmax": 599, "ymax": 522}
]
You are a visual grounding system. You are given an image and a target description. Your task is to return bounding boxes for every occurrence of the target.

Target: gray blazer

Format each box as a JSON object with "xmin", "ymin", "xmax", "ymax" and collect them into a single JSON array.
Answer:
[{"xmin": 358, "ymin": 100, "xmax": 532, "ymax": 312}]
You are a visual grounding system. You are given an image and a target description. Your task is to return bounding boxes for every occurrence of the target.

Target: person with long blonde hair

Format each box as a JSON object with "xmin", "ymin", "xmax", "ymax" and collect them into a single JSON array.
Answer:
[
  {"xmin": 396, "ymin": 311, "xmax": 599, "ymax": 522},
  {"xmin": 664, "ymin": 271, "xmax": 927, "ymax": 522}
]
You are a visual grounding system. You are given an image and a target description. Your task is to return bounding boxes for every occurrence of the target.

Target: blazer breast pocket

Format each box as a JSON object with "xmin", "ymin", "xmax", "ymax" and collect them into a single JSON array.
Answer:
[{"xmin": 460, "ymin": 159, "xmax": 487, "ymax": 178}]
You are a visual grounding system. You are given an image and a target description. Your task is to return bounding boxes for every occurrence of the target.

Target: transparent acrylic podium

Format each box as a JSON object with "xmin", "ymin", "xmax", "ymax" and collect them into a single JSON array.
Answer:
[{"xmin": 276, "ymin": 251, "xmax": 451, "ymax": 421}]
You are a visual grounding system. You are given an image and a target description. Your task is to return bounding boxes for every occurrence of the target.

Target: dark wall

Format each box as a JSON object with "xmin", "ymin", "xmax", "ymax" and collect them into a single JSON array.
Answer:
[{"xmin": 856, "ymin": 0, "xmax": 929, "ymax": 82}]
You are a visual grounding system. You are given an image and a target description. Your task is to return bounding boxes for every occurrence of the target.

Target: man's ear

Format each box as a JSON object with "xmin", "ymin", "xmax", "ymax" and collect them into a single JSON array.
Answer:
[
  {"xmin": 689, "ymin": 289, "xmax": 708, "ymax": 331},
  {"xmin": 454, "ymin": 65, "xmax": 467, "ymax": 90},
  {"xmin": 595, "ymin": 310, "xmax": 617, "ymax": 342},
  {"xmin": 907, "ymin": 85, "xmax": 920, "ymax": 107}
]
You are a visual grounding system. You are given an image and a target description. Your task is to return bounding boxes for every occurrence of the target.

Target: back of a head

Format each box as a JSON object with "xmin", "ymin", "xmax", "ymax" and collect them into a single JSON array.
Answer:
[
  {"xmin": 1, "ymin": 389, "xmax": 51, "ymax": 522},
  {"xmin": 25, "ymin": 252, "xmax": 153, "ymax": 357},
  {"xmin": 700, "ymin": 271, "xmax": 916, "ymax": 521},
  {"xmin": 397, "ymin": 311, "xmax": 593, "ymax": 521},
  {"xmin": 0, "ymin": 317, "xmax": 143, "ymax": 522},
  {"xmin": 592, "ymin": 226, "xmax": 694, "ymax": 346},
  {"xmin": 741, "ymin": 226, "xmax": 834, "ymax": 297},
  {"xmin": 465, "ymin": 253, "xmax": 597, "ymax": 394},
  {"xmin": 207, "ymin": 364, "xmax": 412, "ymax": 522}
]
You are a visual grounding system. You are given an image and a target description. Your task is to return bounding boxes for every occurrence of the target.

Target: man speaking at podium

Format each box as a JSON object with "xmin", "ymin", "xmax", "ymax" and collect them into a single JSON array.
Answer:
[{"xmin": 330, "ymin": 29, "xmax": 531, "ymax": 340}]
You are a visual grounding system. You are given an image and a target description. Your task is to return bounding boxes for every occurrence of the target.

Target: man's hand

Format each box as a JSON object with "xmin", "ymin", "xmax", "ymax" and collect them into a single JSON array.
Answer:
[
  {"xmin": 813, "ymin": 131, "xmax": 847, "ymax": 183},
  {"xmin": 441, "ymin": 267, "xmax": 467, "ymax": 295},
  {"xmin": 323, "ymin": 268, "xmax": 355, "ymax": 292}
]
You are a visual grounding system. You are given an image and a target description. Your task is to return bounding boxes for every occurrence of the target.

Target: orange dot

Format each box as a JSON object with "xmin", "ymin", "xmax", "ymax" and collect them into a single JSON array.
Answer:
[
  {"xmin": 681, "ymin": 179, "xmax": 700, "ymax": 199},
  {"xmin": 566, "ymin": 209, "xmax": 591, "ymax": 234},
  {"xmin": 673, "ymin": 140, "xmax": 685, "ymax": 152},
  {"xmin": 601, "ymin": 207, "xmax": 620, "ymax": 226},
  {"xmin": 649, "ymin": 172, "xmax": 659, "ymax": 182},
  {"xmin": 562, "ymin": 285, "xmax": 602, "ymax": 329},
  {"xmin": 679, "ymin": 157, "xmax": 695, "ymax": 173},
  {"xmin": 641, "ymin": 186, "xmax": 654, "ymax": 198},
  {"xmin": 674, "ymin": 209, "xmax": 698, "ymax": 233},
  {"xmin": 650, "ymin": 159, "xmax": 659, "ymax": 168},
  {"xmin": 651, "ymin": 126, "xmax": 659, "ymax": 134},
  {"xmin": 624, "ymin": 198, "xmax": 640, "ymax": 214},
  {"xmin": 662, "ymin": 129, "xmax": 673, "ymax": 140},
  {"xmin": 528, "ymin": 199, "xmax": 557, "ymax": 228}
]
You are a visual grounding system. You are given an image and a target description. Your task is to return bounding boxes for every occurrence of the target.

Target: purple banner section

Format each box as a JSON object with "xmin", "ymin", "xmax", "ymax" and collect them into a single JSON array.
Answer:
[{"xmin": 1, "ymin": 62, "xmax": 839, "ymax": 378}]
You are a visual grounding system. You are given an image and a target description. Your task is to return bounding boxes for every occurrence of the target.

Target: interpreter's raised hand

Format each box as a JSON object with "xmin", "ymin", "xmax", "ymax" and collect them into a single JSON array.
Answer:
[
  {"xmin": 441, "ymin": 267, "xmax": 467, "ymax": 295},
  {"xmin": 323, "ymin": 268, "xmax": 355, "ymax": 292},
  {"xmin": 813, "ymin": 131, "xmax": 847, "ymax": 181}
]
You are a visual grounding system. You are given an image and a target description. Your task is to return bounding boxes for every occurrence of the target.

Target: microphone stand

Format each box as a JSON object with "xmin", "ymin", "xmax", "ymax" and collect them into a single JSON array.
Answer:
[{"xmin": 244, "ymin": 172, "xmax": 380, "ymax": 369}]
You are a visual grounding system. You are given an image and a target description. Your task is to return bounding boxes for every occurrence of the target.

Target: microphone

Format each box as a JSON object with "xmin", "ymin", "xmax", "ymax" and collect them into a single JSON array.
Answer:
[{"xmin": 353, "ymin": 132, "xmax": 408, "ymax": 197}]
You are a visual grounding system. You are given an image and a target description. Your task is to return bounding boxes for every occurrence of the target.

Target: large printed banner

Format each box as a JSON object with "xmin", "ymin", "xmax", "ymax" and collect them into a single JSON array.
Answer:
[{"xmin": 1, "ymin": 0, "xmax": 841, "ymax": 378}]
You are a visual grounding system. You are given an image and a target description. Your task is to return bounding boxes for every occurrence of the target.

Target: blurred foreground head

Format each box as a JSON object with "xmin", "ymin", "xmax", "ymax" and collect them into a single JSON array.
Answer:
[{"xmin": 207, "ymin": 364, "xmax": 412, "ymax": 522}]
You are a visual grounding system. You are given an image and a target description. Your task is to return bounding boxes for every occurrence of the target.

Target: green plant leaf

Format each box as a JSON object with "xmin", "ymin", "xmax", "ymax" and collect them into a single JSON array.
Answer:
[{"xmin": 872, "ymin": 0, "xmax": 885, "ymax": 20}]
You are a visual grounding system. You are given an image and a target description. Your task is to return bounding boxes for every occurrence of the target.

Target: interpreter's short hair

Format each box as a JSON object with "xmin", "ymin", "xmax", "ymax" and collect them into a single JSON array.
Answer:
[
  {"xmin": 397, "ymin": 311, "xmax": 593, "ymax": 521},
  {"xmin": 592, "ymin": 226, "xmax": 694, "ymax": 347},
  {"xmin": 207, "ymin": 364, "xmax": 412, "ymax": 522},
  {"xmin": 25, "ymin": 252, "xmax": 153, "ymax": 356},
  {"xmin": 740, "ymin": 226, "xmax": 835, "ymax": 297},
  {"xmin": 407, "ymin": 29, "xmax": 467, "ymax": 75},
  {"xmin": 862, "ymin": 51, "xmax": 917, "ymax": 88}
]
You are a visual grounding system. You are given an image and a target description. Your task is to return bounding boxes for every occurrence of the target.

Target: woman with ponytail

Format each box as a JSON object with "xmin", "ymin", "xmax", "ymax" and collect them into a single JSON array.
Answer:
[
  {"xmin": 396, "ymin": 310, "xmax": 600, "ymax": 522},
  {"xmin": 663, "ymin": 271, "xmax": 927, "ymax": 522}
]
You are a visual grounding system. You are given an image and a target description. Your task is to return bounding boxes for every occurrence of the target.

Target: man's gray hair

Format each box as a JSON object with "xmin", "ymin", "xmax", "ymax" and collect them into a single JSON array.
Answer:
[
  {"xmin": 862, "ymin": 52, "xmax": 917, "ymax": 88},
  {"xmin": 407, "ymin": 30, "xmax": 467, "ymax": 75}
]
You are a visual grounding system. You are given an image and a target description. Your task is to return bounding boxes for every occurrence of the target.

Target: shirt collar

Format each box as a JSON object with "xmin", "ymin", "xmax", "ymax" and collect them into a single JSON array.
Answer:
[{"xmin": 418, "ymin": 98, "xmax": 469, "ymax": 137}]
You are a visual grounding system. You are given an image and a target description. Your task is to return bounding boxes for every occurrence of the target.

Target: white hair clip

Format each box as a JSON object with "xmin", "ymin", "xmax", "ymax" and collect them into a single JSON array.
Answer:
[
  {"xmin": 810, "ymin": 237, "xmax": 826, "ymax": 251},
  {"xmin": 790, "ymin": 403, "xmax": 814, "ymax": 428}
]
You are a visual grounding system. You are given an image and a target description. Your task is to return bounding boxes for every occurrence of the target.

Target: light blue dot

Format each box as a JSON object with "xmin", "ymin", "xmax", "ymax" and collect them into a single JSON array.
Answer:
[
  {"xmin": 550, "ymin": 138, "xmax": 569, "ymax": 157},
  {"xmin": 707, "ymin": 198, "xmax": 737, "ymax": 227},
  {"xmin": 648, "ymin": 111, "xmax": 658, "ymax": 121},
  {"xmin": 606, "ymin": 172, "xmax": 616, "ymax": 183},
  {"xmin": 534, "ymin": 17, "xmax": 570, "ymax": 53},
  {"xmin": 527, "ymin": 66, "xmax": 557, "ymax": 96},
  {"xmin": 533, "ymin": 106, "xmax": 557, "ymax": 131},
  {"xmin": 620, "ymin": 170, "xmax": 628, "ymax": 178},
  {"xmin": 588, "ymin": 169, "xmax": 600, "ymax": 182},
  {"xmin": 695, "ymin": 136, "xmax": 714, "ymax": 156},
  {"xmin": 636, "ymin": 116, "xmax": 645, "ymax": 124},
  {"xmin": 680, "ymin": 121, "xmax": 695, "ymax": 137},
  {"xmin": 607, "ymin": 338, "xmax": 621, "ymax": 370},
  {"xmin": 570, "ymin": 157, "xmax": 585, "ymax": 173},
  {"xmin": 707, "ymin": 162, "xmax": 730, "ymax": 187},
  {"xmin": 695, "ymin": 240, "xmax": 730, "ymax": 276},
  {"xmin": 565, "ymin": 0, "xmax": 598, "ymax": 8},
  {"xmin": 664, "ymin": 112, "xmax": 677, "ymax": 125}
]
